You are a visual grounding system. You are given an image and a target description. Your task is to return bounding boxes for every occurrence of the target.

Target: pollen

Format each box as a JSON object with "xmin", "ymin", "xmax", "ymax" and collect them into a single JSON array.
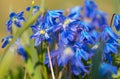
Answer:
[
  {"xmin": 64, "ymin": 19, "xmax": 69, "ymax": 25},
  {"xmin": 40, "ymin": 30, "xmax": 45, "ymax": 35}
]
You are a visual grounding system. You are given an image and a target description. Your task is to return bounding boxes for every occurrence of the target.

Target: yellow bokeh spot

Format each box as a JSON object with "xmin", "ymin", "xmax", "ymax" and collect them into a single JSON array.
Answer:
[
  {"xmin": 40, "ymin": 30, "xmax": 45, "ymax": 35},
  {"xmin": 32, "ymin": 0, "xmax": 35, "ymax": 5},
  {"xmin": 64, "ymin": 19, "xmax": 69, "ymax": 25}
]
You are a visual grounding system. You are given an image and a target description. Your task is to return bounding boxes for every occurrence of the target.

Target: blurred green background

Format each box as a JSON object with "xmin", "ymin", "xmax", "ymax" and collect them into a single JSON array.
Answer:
[{"xmin": 0, "ymin": 0, "xmax": 119, "ymax": 57}]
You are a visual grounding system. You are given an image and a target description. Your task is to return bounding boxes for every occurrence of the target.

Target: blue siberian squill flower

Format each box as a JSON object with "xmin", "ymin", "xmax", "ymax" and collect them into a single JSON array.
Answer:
[
  {"xmin": 74, "ymin": 43, "xmax": 90, "ymax": 61},
  {"xmin": 100, "ymin": 27, "xmax": 120, "ymax": 63},
  {"xmin": 101, "ymin": 27, "xmax": 118, "ymax": 41},
  {"xmin": 26, "ymin": 5, "xmax": 40, "ymax": 14},
  {"xmin": 44, "ymin": 10, "xmax": 64, "ymax": 26},
  {"xmin": 68, "ymin": 6, "xmax": 83, "ymax": 19},
  {"xmin": 113, "ymin": 14, "xmax": 120, "ymax": 31},
  {"xmin": 84, "ymin": 0, "xmax": 97, "ymax": 18},
  {"xmin": 100, "ymin": 63, "xmax": 117, "ymax": 76},
  {"xmin": 30, "ymin": 25, "xmax": 51, "ymax": 46},
  {"xmin": 1, "ymin": 36, "xmax": 13, "ymax": 48},
  {"xmin": 6, "ymin": 12, "xmax": 25, "ymax": 32},
  {"xmin": 91, "ymin": 11, "xmax": 108, "ymax": 30},
  {"xmin": 79, "ymin": 30, "xmax": 94, "ymax": 44},
  {"xmin": 60, "ymin": 29, "xmax": 75, "ymax": 44}
]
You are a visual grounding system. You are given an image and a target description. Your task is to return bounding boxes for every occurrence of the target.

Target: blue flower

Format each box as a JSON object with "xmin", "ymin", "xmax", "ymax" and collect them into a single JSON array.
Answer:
[
  {"xmin": 26, "ymin": 5, "xmax": 40, "ymax": 14},
  {"xmin": 6, "ymin": 12, "xmax": 25, "ymax": 32},
  {"xmin": 91, "ymin": 11, "xmax": 108, "ymax": 30},
  {"xmin": 68, "ymin": 6, "xmax": 83, "ymax": 19},
  {"xmin": 60, "ymin": 30, "xmax": 75, "ymax": 44},
  {"xmin": 104, "ymin": 43, "xmax": 118, "ymax": 54},
  {"xmin": 100, "ymin": 63, "xmax": 117, "ymax": 76},
  {"xmin": 30, "ymin": 25, "xmax": 51, "ymax": 46},
  {"xmin": 84, "ymin": 0, "xmax": 97, "ymax": 18},
  {"xmin": 113, "ymin": 14, "xmax": 120, "ymax": 31},
  {"xmin": 90, "ymin": 30, "xmax": 100, "ymax": 41},
  {"xmin": 79, "ymin": 30, "xmax": 94, "ymax": 44},
  {"xmin": 44, "ymin": 10, "xmax": 64, "ymax": 26},
  {"xmin": 1, "ymin": 36, "xmax": 13, "ymax": 48},
  {"xmin": 101, "ymin": 27, "xmax": 118, "ymax": 41}
]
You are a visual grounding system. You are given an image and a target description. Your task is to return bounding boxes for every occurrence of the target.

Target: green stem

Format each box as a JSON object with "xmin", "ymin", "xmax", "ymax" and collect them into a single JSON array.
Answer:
[{"xmin": 90, "ymin": 43, "xmax": 104, "ymax": 79}]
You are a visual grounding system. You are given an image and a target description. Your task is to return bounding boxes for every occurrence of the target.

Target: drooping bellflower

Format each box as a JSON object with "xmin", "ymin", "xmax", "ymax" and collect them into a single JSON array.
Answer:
[
  {"xmin": 113, "ymin": 14, "xmax": 120, "ymax": 31},
  {"xmin": 84, "ymin": 0, "xmax": 97, "ymax": 18}
]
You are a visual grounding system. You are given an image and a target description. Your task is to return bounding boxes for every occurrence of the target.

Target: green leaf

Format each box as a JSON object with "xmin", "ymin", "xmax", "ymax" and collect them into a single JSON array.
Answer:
[{"xmin": 90, "ymin": 43, "xmax": 104, "ymax": 79}]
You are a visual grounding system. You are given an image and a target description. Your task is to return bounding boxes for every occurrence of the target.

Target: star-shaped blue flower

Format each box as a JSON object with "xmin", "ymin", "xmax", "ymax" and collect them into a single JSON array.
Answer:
[
  {"xmin": 30, "ymin": 25, "xmax": 51, "ymax": 46},
  {"xmin": 6, "ymin": 12, "xmax": 25, "ymax": 32}
]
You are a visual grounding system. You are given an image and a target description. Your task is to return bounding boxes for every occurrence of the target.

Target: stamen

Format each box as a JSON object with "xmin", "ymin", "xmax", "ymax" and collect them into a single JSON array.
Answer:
[
  {"xmin": 64, "ymin": 19, "xmax": 69, "ymax": 25},
  {"xmin": 40, "ymin": 30, "xmax": 45, "ymax": 35}
]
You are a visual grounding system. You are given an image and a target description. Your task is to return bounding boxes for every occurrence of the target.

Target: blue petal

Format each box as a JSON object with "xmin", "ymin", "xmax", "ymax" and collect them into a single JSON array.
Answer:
[
  {"xmin": 9, "ymin": 12, "xmax": 16, "ymax": 19},
  {"xmin": 35, "ymin": 37, "xmax": 41, "ymax": 46},
  {"xmin": 100, "ymin": 63, "xmax": 118, "ymax": 76},
  {"xmin": 104, "ymin": 43, "xmax": 118, "ymax": 54},
  {"xmin": 17, "ymin": 47, "xmax": 27, "ymax": 60},
  {"xmin": 18, "ymin": 17, "xmax": 25, "ymax": 21},
  {"xmin": 26, "ymin": 6, "xmax": 30, "ymax": 11},
  {"xmin": 76, "ymin": 49, "xmax": 89, "ymax": 60},
  {"xmin": 17, "ymin": 11, "xmax": 24, "ymax": 17},
  {"xmin": 33, "ymin": 6, "xmax": 40, "ymax": 10},
  {"xmin": 6, "ymin": 20, "xmax": 13, "ymax": 32},
  {"xmin": 14, "ymin": 21, "xmax": 22, "ymax": 27},
  {"xmin": 2, "ymin": 40, "xmax": 9, "ymax": 48}
]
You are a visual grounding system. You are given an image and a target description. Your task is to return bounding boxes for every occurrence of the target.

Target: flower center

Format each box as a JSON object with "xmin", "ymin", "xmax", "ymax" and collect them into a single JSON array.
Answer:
[
  {"xmin": 63, "ymin": 47, "xmax": 74, "ymax": 56},
  {"xmin": 64, "ymin": 19, "xmax": 70, "ymax": 25},
  {"xmin": 13, "ymin": 17, "xmax": 16, "ymax": 21},
  {"xmin": 40, "ymin": 30, "xmax": 45, "ymax": 35}
]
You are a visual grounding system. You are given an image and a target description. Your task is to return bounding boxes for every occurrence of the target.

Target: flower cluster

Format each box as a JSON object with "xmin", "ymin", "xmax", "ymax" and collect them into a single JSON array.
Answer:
[{"xmin": 1, "ymin": 0, "xmax": 120, "ymax": 77}]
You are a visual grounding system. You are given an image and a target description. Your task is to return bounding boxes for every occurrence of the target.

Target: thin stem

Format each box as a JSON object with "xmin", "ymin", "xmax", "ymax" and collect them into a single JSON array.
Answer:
[
  {"xmin": 58, "ymin": 66, "xmax": 66, "ymax": 79},
  {"xmin": 110, "ymin": 13, "xmax": 116, "ymax": 27},
  {"xmin": 40, "ymin": 0, "xmax": 45, "ymax": 14},
  {"xmin": 47, "ymin": 45, "xmax": 55, "ymax": 79},
  {"xmin": 24, "ymin": 69, "xmax": 27, "ymax": 79}
]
